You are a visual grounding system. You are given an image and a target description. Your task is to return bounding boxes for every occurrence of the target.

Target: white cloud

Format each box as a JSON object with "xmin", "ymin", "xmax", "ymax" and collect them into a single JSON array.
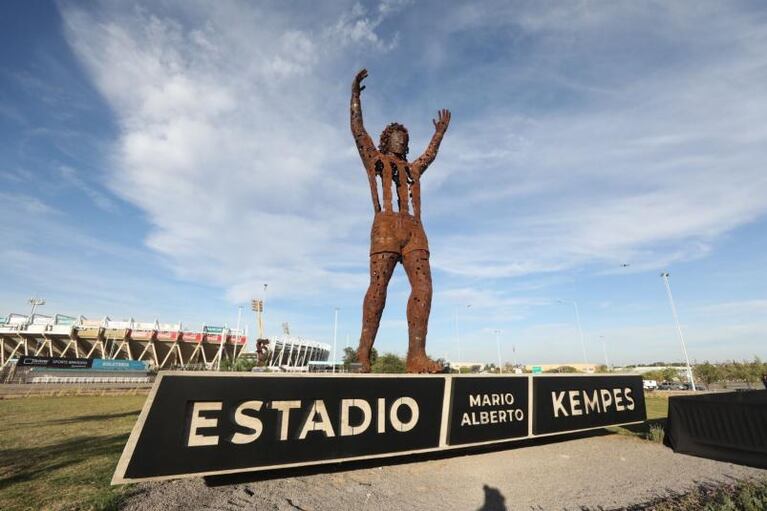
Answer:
[
  {"xmin": 56, "ymin": 0, "xmax": 767, "ymax": 334},
  {"xmin": 60, "ymin": 1, "xmax": 411, "ymax": 302}
]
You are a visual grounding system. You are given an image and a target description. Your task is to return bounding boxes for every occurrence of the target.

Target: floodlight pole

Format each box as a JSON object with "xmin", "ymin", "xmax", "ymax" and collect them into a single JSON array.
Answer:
[
  {"xmin": 28, "ymin": 296, "xmax": 46, "ymax": 317},
  {"xmin": 262, "ymin": 283, "xmax": 268, "ymax": 338},
  {"xmin": 332, "ymin": 307, "xmax": 339, "ymax": 373},
  {"xmin": 558, "ymin": 299, "xmax": 588, "ymax": 364},
  {"xmin": 235, "ymin": 305, "xmax": 243, "ymax": 354},
  {"xmin": 660, "ymin": 272, "xmax": 696, "ymax": 391},
  {"xmin": 494, "ymin": 329, "xmax": 503, "ymax": 373}
]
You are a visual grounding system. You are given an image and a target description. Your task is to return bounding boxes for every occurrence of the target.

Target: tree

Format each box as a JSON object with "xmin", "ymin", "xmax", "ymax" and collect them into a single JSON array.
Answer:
[
  {"xmin": 342, "ymin": 346, "xmax": 378, "ymax": 369},
  {"xmin": 221, "ymin": 357, "xmax": 258, "ymax": 372},
  {"xmin": 546, "ymin": 366, "xmax": 579, "ymax": 373},
  {"xmin": 693, "ymin": 362, "xmax": 720, "ymax": 388},
  {"xmin": 371, "ymin": 353, "xmax": 406, "ymax": 373},
  {"xmin": 596, "ymin": 364, "xmax": 610, "ymax": 373}
]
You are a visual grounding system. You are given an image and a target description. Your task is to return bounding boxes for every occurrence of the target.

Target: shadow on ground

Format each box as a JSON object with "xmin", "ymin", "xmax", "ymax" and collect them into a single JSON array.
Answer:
[
  {"xmin": 478, "ymin": 484, "xmax": 507, "ymax": 511},
  {"xmin": 12, "ymin": 410, "xmax": 139, "ymax": 427}
]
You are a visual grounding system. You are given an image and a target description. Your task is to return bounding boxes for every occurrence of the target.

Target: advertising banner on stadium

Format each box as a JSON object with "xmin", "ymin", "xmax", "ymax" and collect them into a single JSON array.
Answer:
[
  {"xmin": 92, "ymin": 359, "xmax": 148, "ymax": 371},
  {"xmin": 18, "ymin": 356, "xmax": 92, "ymax": 369},
  {"xmin": 113, "ymin": 373, "xmax": 645, "ymax": 484}
]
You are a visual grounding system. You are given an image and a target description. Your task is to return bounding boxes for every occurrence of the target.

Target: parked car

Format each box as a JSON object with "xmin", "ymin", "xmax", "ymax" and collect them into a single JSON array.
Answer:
[{"xmin": 643, "ymin": 379, "xmax": 658, "ymax": 390}]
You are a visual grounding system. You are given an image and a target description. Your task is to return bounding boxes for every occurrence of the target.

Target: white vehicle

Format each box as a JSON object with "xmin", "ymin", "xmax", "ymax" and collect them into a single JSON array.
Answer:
[{"xmin": 643, "ymin": 379, "xmax": 658, "ymax": 390}]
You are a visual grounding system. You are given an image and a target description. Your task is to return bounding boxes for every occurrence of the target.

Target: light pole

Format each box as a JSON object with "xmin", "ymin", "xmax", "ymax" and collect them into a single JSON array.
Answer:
[
  {"xmin": 332, "ymin": 307, "xmax": 339, "ymax": 373},
  {"xmin": 660, "ymin": 272, "xmax": 696, "ymax": 391},
  {"xmin": 28, "ymin": 296, "xmax": 46, "ymax": 316},
  {"xmin": 599, "ymin": 335, "xmax": 610, "ymax": 371},
  {"xmin": 557, "ymin": 299, "xmax": 588, "ymax": 364},
  {"xmin": 262, "ymin": 283, "xmax": 268, "ymax": 338},
  {"xmin": 494, "ymin": 329, "xmax": 503, "ymax": 373}
]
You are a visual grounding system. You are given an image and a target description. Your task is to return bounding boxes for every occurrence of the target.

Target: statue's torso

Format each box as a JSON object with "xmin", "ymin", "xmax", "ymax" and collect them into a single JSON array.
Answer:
[{"xmin": 367, "ymin": 153, "xmax": 422, "ymax": 220}]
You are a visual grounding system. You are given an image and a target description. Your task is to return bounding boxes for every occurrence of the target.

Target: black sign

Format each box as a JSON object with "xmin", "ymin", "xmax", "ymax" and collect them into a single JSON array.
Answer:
[
  {"xmin": 533, "ymin": 375, "xmax": 646, "ymax": 435},
  {"xmin": 18, "ymin": 356, "xmax": 92, "ymax": 369},
  {"xmin": 114, "ymin": 373, "xmax": 647, "ymax": 483},
  {"xmin": 448, "ymin": 376, "xmax": 528, "ymax": 445},
  {"xmin": 119, "ymin": 375, "xmax": 445, "ymax": 481}
]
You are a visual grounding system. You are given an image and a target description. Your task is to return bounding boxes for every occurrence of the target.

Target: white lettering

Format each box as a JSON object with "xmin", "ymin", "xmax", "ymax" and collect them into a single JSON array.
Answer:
[
  {"xmin": 188, "ymin": 402, "xmax": 221, "ymax": 447},
  {"xmin": 600, "ymin": 389, "xmax": 613, "ymax": 411},
  {"xmin": 298, "ymin": 400, "xmax": 335, "ymax": 439},
  {"xmin": 469, "ymin": 394, "xmax": 481, "ymax": 407},
  {"xmin": 340, "ymin": 399, "xmax": 372, "ymax": 436},
  {"xmin": 624, "ymin": 388, "xmax": 635, "ymax": 410},
  {"xmin": 390, "ymin": 397, "xmax": 419, "ymax": 432},
  {"xmin": 613, "ymin": 388, "xmax": 625, "ymax": 411},
  {"xmin": 271, "ymin": 400, "xmax": 301, "ymax": 441},
  {"xmin": 583, "ymin": 390, "xmax": 600, "ymax": 414},
  {"xmin": 461, "ymin": 412, "xmax": 471, "ymax": 426},
  {"xmin": 514, "ymin": 409, "xmax": 524, "ymax": 421},
  {"xmin": 552, "ymin": 391, "xmax": 568, "ymax": 417},
  {"xmin": 569, "ymin": 390, "xmax": 583, "ymax": 416},
  {"xmin": 231, "ymin": 401, "xmax": 263, "ymax": 444}
]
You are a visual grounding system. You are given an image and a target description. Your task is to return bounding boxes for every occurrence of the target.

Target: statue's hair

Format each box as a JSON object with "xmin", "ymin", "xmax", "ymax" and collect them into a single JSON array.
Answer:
[{"xmin": 379, "ymin": 122, "xmax": 409, "ymax": 157}]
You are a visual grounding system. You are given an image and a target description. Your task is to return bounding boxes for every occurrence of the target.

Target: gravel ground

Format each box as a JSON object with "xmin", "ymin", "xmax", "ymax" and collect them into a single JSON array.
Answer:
[{"xmin": 120, "ymin": 433, "xmax": 767, "ymax": 511}]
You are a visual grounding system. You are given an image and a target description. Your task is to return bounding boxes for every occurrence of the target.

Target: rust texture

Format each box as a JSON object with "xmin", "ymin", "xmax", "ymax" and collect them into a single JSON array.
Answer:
[{"xmin": 351, "ymin": 68, "xmax": 451, "ymax": 373}]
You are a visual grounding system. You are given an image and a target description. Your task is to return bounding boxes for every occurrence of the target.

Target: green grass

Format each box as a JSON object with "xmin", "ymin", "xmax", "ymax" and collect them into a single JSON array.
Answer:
[
  {"xmin": 608, "ymin": 393, "xmax": 669, "ymax": 441},
  {"xmin": 0, "ymin": 395, "xmax": 145, "ymax": 511}
]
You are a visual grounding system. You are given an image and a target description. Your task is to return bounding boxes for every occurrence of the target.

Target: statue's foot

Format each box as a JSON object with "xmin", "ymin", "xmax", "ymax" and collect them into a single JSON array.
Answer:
[
  {"xmin": 406, "ymin": 354, "xmax": 442, "ymax": 374},
  {"xmin": 357, "ymin": 347, "xmax": 372, "ymax": 373}
]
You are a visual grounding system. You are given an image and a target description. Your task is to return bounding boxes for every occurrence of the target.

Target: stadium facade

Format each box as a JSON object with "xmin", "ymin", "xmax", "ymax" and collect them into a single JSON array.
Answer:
[{"xmin": 0, "ymin": 312, "xmax": 331, "ymax": 371}]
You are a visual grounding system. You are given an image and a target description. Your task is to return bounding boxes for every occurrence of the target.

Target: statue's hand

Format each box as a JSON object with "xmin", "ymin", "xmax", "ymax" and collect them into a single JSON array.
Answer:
[
  {"xmin": 353, "ymin": 68, "xmax": 368, "ymax": 94},
  {"xmin": 433, "ymin": 109, "xmax": 451, "ymax": 133}
]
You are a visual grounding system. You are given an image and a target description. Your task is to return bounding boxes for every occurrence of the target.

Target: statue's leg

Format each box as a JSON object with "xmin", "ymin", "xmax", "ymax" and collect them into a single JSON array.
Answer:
[
  {"xmin": 402, "ymin": 250, "xmax": 438, "ymax": 373},
  {"xmin": 357, "ymin": 252, "xmax": 398, "ymax": 372}
]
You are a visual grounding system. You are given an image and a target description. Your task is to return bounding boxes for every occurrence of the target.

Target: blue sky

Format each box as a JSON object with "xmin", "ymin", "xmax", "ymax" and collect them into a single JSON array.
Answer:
[{"xmin": 1, "ymin": 0, "xmax": 766, "ymax": 366}]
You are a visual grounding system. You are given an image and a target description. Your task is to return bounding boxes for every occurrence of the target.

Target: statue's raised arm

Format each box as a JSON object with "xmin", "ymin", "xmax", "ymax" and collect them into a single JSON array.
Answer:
[
  {"xmin": 413, "ymin": 109, "xmax": 451, "ymax": 175},
  {"xmin": 350, "ymin": 68, "xmax": 378, "ymax": 167}
]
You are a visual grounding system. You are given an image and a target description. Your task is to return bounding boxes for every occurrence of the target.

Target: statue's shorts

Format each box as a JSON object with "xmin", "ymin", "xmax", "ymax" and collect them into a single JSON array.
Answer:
[{"xmin": 369, "ymin": 212, "xmax": 429, "ymax": 256}]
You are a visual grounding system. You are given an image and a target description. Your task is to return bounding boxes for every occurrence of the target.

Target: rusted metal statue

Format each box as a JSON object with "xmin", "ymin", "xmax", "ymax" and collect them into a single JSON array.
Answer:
[{"xmin": 351, "ymin": 68, "xmax": 451, "ymax": 373}]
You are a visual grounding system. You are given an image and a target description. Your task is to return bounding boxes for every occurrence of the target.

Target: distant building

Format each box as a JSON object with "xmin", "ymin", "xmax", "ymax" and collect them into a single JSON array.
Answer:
[{"xmin": 525, "ymin": 363, "xmax": 597, "ymax": 373}]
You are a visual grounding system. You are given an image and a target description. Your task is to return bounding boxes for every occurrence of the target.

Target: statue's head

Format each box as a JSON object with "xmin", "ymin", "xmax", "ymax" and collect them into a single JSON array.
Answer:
[{"xmin": 379, "ymin": 123, "xmax": 409, "ymax": 158}]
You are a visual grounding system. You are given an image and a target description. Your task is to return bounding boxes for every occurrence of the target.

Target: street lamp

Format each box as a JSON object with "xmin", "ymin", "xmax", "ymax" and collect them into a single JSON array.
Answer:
[
  {"xmin": 557, "ymin": 299, "xmax": 588, "ymax": 364},
  {"xmin": 494, "ymin": 329, "xmax": 503, "ymax": 373},
  {"xmin": 660, "ymin": 272, "xmax": 696, "ymax": 391}
]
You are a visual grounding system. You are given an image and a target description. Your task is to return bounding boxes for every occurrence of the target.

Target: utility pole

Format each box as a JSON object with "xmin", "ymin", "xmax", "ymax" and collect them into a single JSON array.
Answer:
[
  {"xmin": 494, "ymin": 329, "xmax": 503, "ymax": 373},
  {"xmin": 558, "ymin": 299, "xmax": 588, "ymax": 364},
  {"xmin": 661, "ymin": 272, "xmax": 696, "ymax": 391},
  {"xmin": 599, "ymin": 335, "xmax": 610, "ymax": 371}
]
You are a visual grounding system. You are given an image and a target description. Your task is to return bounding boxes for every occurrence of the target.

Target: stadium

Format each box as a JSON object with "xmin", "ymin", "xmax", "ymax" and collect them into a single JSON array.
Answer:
[{"xmin": 0, "ymin": 312, "xmax": 331, "ymax": 375}]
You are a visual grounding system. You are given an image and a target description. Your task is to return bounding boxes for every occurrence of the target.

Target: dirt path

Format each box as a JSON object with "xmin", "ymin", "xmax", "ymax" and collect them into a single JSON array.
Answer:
[{"xmin": 120, "ymin": 433, "xmax": 767, "ymax": 510}]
